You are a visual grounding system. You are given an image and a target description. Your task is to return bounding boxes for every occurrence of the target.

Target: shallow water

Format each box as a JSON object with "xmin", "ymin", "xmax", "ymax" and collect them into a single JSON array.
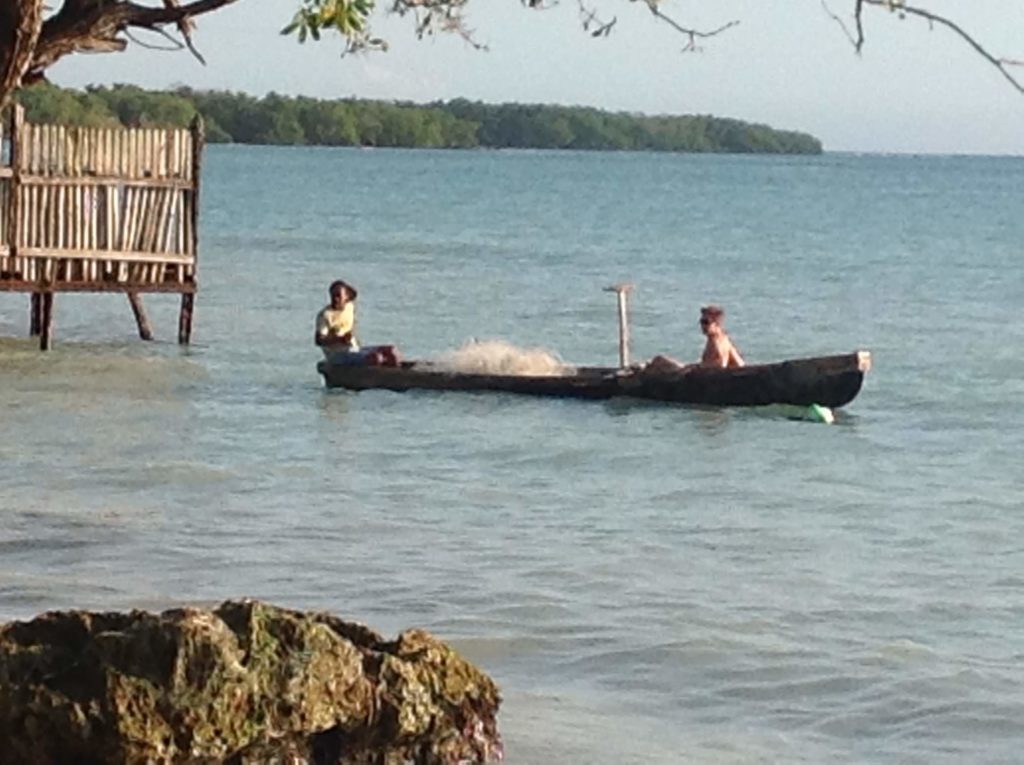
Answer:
[{"xmin": 2, "ymin": 147, "xmax": 1023, "ymax": 762}]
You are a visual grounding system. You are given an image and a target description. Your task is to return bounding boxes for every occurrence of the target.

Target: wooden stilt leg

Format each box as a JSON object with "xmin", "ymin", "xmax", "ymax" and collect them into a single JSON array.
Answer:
[
  {"xmin": 178, "ymin": 293, "xmax": 194, "ymax": 345},
  {"xmin": 39, "ymin": 293, "xmax": 54, "ymax": 351},
  {"xmin": 29, "ymin": 292, "xmax": 41, "ymax": 336},
  {"xmin": 127, "ymin": 292, "xmax": 154, "ymax": 341}
]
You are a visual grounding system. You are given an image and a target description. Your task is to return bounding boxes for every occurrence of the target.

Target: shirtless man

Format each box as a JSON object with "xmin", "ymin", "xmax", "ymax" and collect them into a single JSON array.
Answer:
[
  {"xmin": 645, "ymin": 304, "xmax": 744, "ymax": 372},
  {"xmin": 697, "ymin": 305, "xmax": 744, "ymax": 368}
]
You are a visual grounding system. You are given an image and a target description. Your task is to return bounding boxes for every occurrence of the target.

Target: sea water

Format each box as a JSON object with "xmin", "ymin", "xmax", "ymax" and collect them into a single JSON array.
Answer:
[{"xmin": 1, "ymin": 146, "xmax": 1023, "ymax": 763}]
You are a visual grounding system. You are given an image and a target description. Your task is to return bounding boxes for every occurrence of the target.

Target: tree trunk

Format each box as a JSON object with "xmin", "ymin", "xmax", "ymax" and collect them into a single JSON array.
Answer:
[{"xmin": 0, "ymin": 0, "xmax": 43, "ymax": 111}]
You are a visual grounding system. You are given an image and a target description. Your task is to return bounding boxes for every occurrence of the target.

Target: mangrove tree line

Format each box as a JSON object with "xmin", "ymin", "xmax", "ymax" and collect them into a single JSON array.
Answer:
[{"xmin": 16, "ymin": 83, "xmax": 823, "ymax": 154}]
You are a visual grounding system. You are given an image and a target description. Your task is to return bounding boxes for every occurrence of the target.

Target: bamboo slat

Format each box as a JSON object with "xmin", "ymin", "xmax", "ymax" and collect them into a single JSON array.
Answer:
[
  {"xmin": 92, "ymin": 187, "xmax": 99, "ymax": 250},
  {"xmin": 77, "ymin": 127, "xmax": 85, "ymax": 176},
  {"xmin": 124, "ymin": 186, "xmax": 136, "ymax": 251},
  {"xmin": 118, "ymin": 186, "xmax": 131, "ymax": 251},
  {"xmin": 122, "ymin": 129, "xmax": 130, "ymax": 178},
  {"xmin": 75, "ymin": 184, "xmax": 84, "ymax": 250},
  {"xmin": 72, "ymin": 184, "xmax": 79, "ymax": 249},
  {"xmin": 158, "ymin": 130, "xmax": 168, "ymax": 178},
  {"xmin": 22, "ymin": 125, "xmax": 31, "ymax": 174},
  {"xmin": 134, "ymin": 129, "xmax": 142, "ymax": 179},
  {"xmin": 151, "ymin": 187, "xmax": 168, "ymax": 252},
  {"xmin": 31, "ymin": 125, "xmax": 39, "ymax": 175},
  {"xmin": 39, "ymin": 125, "xmax": 48, "ymax": 175},
  {"xmin": 59, "ymin": 184, "xmax": 66, "ymax": 249},
  {"xmin": 0, "ymin": 183, "xmax": 7, "ymax": 248},
  {"xmin": 112, "ymin": 128, "xmax": 120, "ymax": 177},
  {"xmin": 90, "ymin": 127, "xmax": 99, "ymax": 175},
  {"xmin": 108, "ymin": 185, "xmax": 117, "ymax": 251},
  {"xmin": 123, "ymin": 129, "xmax": 131, "ymax": 180},
  {"xmin": 148, "ymin": 188, "xmax": 160, "ymax": 251},
  {"xmin": 172, "ymin": 130, "xmax": 180, "ymax": 179},
  {"xmin": 133, "ymin": 129, "xmax": 141, "ymax": 179},
  {"xmin": 104, "ymin": 128, "xmax": 113, "ymax": 177},
  {"xmin": 69, "ymin": 184, "xmax": 76, "ymax": 249},
  {"xmin": 65, "ymin": 184, "xmax": 73, "ymax": 250},
  {"xmin": 28, "ymin": 185, "xmax": 39, "ymax": 248},
  {"xmin": 18, "ymin": 174, "xmax": 192, "ymax": 190},
  {"xmin": 35, "ymin": 184, "xmax": 44, "ymax": 246},
  {"xmin": 43, "ymin": 185, "xmax": 52, "ymax": 249},
  {"xmin": 174, "ymin": 192, "xmax": 183, "ymax": 255},
  {"xmin": 81, "ymin": 185, "xmax": 88, "ymax": 250},
  {"xmin": 37, "ymin": 185, "xmax": 43, "ymax": 249},
  {"xmin": 19, "ymin": 246, "xmax": 196, "ymax": 266},
  {"xmin": 125, "ymin": 129, "xmax": 133, "ymax": 178},
  {"xmin": 51, "ymin": 125, "xmax": 59, "ymax": 176},
  {"xmin": 138, "ymin": 130, "xmax": 147, "ymax": 178},
  {"xmin": 60, "ymin": 126, "xmax": 69, "ymax": 176},
  {"xmin": 137, "ymin": 188, "xmax": 150, "ymax": 252},
  {"xmin": 83, "ymin": 187, "xmax": 91, "ymax": 250},
  {"xmin": 161, "ymin": 188, "xmax": 176, "ymax": 252},
  {"xmin": 89, "ymin": 186, "xmax": 96, "ymax": 249},
  {"xmin": 142, "ymin": 188, "xmax": 156, "ymax": 252},
  {"xmin": 141, "ymin": 187, "xmax": 153, "ymax": 250},
  {"xmin": 128, "ymin": 187, "xmax": 143, "ymax": 250}
]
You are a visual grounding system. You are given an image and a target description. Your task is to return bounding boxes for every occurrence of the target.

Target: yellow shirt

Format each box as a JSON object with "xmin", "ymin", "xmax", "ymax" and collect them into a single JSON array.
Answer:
[{"xmin": 316, "ymin": 303, "xmax": 357, "ymax": 348}]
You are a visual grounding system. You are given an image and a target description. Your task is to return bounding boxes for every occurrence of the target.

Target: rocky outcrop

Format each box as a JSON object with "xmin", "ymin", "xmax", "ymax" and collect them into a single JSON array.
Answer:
[{"xmin": 0, "ymin": 599, "xmax": 502, "ymax": 764}]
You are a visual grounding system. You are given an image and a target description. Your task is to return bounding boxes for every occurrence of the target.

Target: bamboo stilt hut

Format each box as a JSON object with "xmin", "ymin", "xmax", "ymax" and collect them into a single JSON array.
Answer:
[{"xmin": 0, "ymin": 105, "xmax": 203, "ymax": 349}]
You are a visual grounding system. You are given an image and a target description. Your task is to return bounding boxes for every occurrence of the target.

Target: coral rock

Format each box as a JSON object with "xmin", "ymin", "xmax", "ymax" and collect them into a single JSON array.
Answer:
[{"xmin": 0, "ymin": 600, "xmax": 502, "ymax": 764}]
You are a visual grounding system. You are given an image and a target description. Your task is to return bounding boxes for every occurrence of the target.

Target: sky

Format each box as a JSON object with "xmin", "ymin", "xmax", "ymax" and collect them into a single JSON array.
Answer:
[{"xmin": 50, "ymin": 0, "xmax": 1024, "ymax": 155}]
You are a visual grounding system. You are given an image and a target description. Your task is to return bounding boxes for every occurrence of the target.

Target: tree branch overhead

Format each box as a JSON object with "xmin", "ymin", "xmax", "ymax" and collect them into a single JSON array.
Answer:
[
  {"xmin": 1, "ymin": 0, "xmax": 236, "ymax": 108},
  {"xmin": 2, "ymin": 0, "xmax": 1022, "ymax": 111}
]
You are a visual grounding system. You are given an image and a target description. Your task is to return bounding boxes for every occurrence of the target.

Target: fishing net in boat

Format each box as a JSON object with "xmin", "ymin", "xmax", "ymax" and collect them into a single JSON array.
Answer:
[{"xmin": 430, "ymin": 339, "xmax": 576, "ymax": 376}]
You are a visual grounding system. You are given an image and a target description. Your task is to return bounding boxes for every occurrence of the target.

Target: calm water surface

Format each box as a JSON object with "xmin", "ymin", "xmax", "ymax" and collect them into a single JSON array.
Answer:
[{"xmin": 2, "ymin": 147, "xmax": 1023, "ymax": 763}]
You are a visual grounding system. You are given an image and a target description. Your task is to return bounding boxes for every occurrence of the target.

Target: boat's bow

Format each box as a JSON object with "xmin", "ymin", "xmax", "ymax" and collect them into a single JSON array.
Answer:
[{"xmin": 618, "ymin": 351, "xmax": 871, "ymax": 408}]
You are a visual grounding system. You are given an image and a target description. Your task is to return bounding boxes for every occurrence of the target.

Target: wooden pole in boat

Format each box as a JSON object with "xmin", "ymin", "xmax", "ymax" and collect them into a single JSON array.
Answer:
[{"xmin": 603, "ymin": 283, "xmax": 633, "ymax": 368}]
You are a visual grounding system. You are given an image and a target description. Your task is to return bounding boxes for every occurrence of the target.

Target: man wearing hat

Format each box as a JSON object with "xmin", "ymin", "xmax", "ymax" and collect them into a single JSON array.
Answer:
[{"xmin": 315, "ymin": 279, "xmax": 359, "ymax": 353}]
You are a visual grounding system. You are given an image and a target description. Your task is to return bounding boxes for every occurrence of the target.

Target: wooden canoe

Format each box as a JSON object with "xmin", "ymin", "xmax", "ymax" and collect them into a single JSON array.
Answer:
[{"xmin": 317, "ymin": 350, "xmax": 871, "ymax": 409}]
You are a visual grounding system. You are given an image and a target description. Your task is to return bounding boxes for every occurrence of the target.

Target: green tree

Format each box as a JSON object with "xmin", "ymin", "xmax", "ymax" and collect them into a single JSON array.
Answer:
[
  {"xmin": 14, "ymin": 81, "xmax": 116, "ymax": 127},
  {"xmin": 86, "ymin": 84, "xmax": 195, "ymax": 128},
  {"xmin": 16, "ymin": 83, "xmax": 824, "ymax": 155}
]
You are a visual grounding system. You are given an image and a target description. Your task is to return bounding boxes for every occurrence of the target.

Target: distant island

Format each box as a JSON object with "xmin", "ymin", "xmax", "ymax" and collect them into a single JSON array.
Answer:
[{"xmin": 17, "ymin": 83, "xmax": 822, "ymax": 155}]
